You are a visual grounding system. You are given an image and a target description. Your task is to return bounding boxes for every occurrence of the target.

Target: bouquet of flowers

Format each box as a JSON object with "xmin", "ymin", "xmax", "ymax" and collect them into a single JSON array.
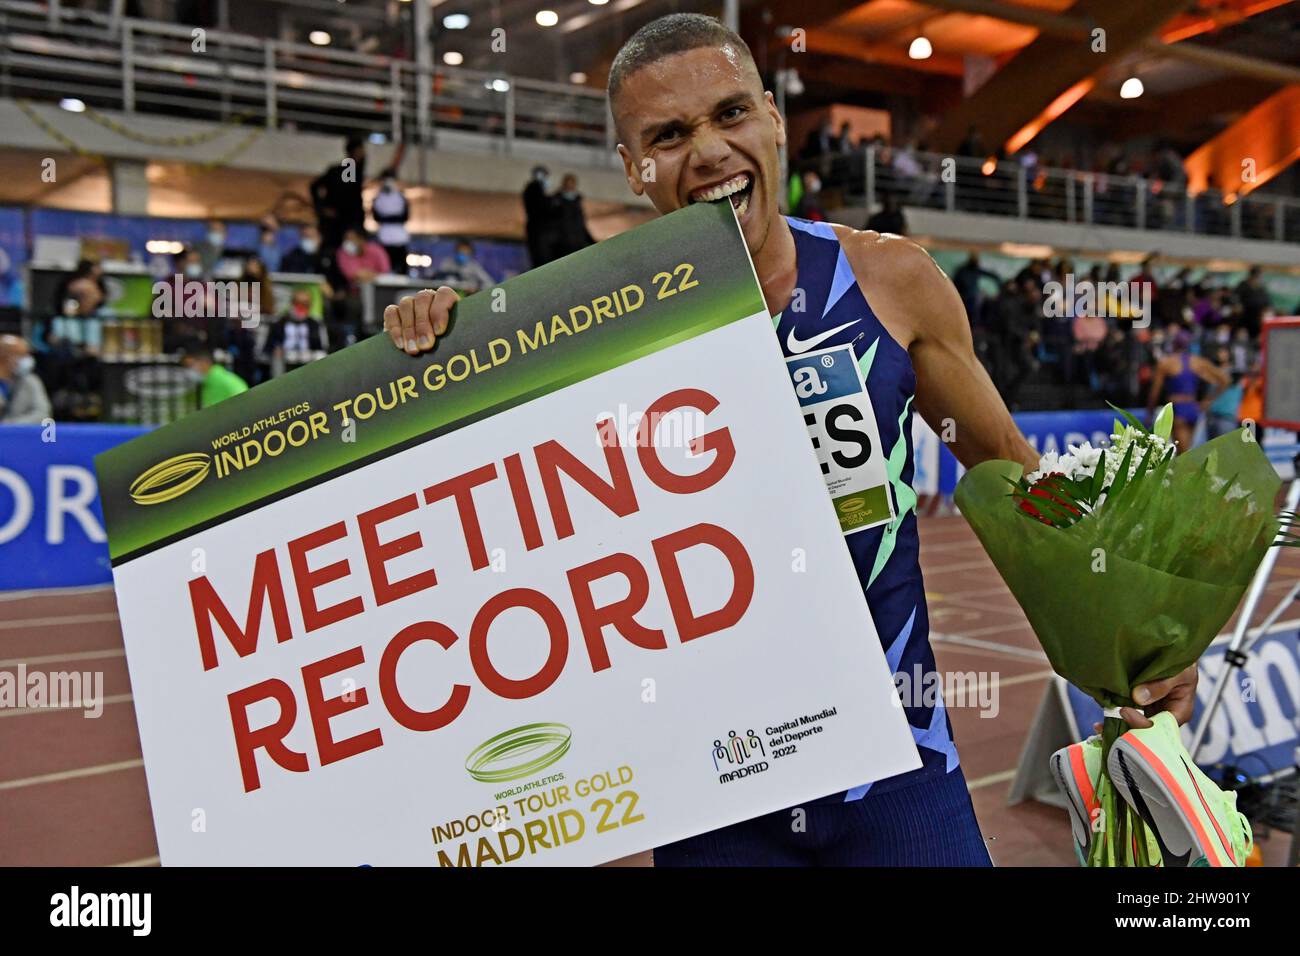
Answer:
[{"xmin": 955, "ymin": 406, "xmax": 1288, "ymax": 866}]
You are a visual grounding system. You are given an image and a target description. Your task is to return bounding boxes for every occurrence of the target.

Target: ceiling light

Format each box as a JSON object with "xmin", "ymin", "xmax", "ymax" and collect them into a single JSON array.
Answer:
[
  {"xmin": 1120, "ymin": 77, "xmax": 1144, "ymax": 99},
  {"xmin": 536, "ymin": 10, "xmax": 558, "ymax": 27},
  {"xmin": 908, "ymin": 36, "xmax": 932, "ymax": 60},
  {"xmin": 309, "ymin": 31, "xmax": 331, "ymax": 46},
  {"xmin": 443, "ymin": 13, "xmax": 469, "ymax": 30},
  {"xmin": 569, "ymin": 71, "xmax": 588, "ymax": 84},
  {"xmin": 443, "ymin": 51, "xmax": 464, "ymax": 65},
  {"xmin": 59, "ymin": 97, "xmax": 86, "ymax": 112}
]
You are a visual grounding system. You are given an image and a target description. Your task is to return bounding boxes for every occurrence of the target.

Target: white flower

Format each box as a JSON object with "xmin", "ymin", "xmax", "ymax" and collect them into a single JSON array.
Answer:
[{"xmin": 1026, "ymin": 442, "xmax": 1102, "ymax": 485}]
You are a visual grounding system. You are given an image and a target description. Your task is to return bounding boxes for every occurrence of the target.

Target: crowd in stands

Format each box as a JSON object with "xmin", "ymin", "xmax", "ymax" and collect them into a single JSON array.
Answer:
[
  {"xmin": 796, "ymin": 124, "xmax": 1294, "ymax": 239},
  {"xmin": 958, "ymin": 255, "xmax": 1286, "ymax": 430},
  {"xmin": 11, "ymin": 135, "xmax": 596, "ymax": 419}
]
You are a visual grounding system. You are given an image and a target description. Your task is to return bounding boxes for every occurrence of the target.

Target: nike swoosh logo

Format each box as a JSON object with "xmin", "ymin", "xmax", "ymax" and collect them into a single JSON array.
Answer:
[
  {"xmin": 786, "ymin": 319, "xmax": 861, "ymax": 354},
  {"xmin": 1116, "ymin": 751, "xmax": 1192, "ymax": 867}
]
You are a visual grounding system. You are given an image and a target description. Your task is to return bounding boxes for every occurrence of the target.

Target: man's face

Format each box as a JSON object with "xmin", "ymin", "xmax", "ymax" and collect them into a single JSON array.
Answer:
[
  {"xmin": 0, "ymin": 337, "xmax": 25, "ymax": 377},
  {"xmin": 614, "ymin": 45, "xmax": 785, "ymax": 259}
]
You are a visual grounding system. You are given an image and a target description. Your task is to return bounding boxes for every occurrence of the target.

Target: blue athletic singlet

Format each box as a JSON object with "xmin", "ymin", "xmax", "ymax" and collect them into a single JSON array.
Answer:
[
  {"xmin": 778, "ymin": 216, "xmax": 958, "ymax": 801},
  {"xmin": 653, "ymin": 217, "xmax": 988, "ymax": 865}
]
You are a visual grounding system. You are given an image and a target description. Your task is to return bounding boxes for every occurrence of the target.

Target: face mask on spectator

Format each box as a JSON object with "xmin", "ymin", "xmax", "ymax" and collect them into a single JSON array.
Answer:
[
  {"xmin": 301, "ymin": 237, "xmax": 319, "ymax": 254},
  {"xmin": 455, "ymin": 251, "xmax": 469, "ymax": 265},
  {"xmin": 562, "ymin": 190, "xmax": 577, "ymax": 201},
  {"xmin": 208, "ymin": 230, "xmax": 225, "ymax": 245},
  {"xmin": 16, "ymin": 355, "xmax": 35, "ymax": 375},
  {"xmin": 343, "ymin": 241, "xmax": 359, "ymax": 255},
  {"xmin": 292, "ymin": 302, "xmax": 309, "ymax": 318},
  {"xmin": 185, "ymin": 264, "xmax": 203, "ymax": 279},
  {"xmin": 382, "ymin": 179, "xmax": 395, "ymax": 192}
]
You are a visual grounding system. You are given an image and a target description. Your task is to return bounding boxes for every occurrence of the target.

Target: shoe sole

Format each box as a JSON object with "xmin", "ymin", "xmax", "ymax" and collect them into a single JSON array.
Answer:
[
  {"xmin": 1107, "ymin": 735, "xmax": 1233, "ymax": 867},
  {"xmin": 1049, "ymin": 744, "xmax": 1097, "ymax": 865}
]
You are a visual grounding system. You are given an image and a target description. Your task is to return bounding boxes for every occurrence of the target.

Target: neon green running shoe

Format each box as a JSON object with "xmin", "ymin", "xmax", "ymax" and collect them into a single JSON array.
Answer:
[
  {"xmin": 1050, "ymin": 736, "xmax": 1103, "ymax": 865},
  {"xmin": 1108, "ymin": 711, "xmax": 1252, "ymax": 867}
]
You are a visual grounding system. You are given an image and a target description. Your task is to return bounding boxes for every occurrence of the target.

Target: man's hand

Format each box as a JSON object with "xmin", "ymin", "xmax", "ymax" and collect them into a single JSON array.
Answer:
[
  {"xmin": 1094, "ymin": 664, "xmax": 1200, "ymax": 731},
  {"xmin": 1124, "ymin": 664, "xmax": 1199, "ymax": 727},
  {"xmin": 383, "ymin": 286, "xmax": 457, "ymax": 355}
]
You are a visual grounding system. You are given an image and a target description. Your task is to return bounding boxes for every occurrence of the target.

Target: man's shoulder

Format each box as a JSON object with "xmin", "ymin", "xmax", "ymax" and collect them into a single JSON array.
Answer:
[{"xmin": 827, "ymin": 223, "xmax": 936, "ymax": 287}]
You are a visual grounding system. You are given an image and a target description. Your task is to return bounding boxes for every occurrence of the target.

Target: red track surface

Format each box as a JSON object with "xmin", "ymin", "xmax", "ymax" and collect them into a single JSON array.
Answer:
[{"xmin": 2, "ymin": 513, "xmax": 1296, "ymax": 867}]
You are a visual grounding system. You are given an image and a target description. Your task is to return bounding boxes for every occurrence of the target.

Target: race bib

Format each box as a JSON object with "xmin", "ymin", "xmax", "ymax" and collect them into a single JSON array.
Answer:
[{"xmin": 786, "ymin": 344, "xmax": 895, "ymax": 534}]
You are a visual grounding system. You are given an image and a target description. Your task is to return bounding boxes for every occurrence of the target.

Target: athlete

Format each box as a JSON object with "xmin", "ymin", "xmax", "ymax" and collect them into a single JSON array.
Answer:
[
  {"xmin": 1148, "ymin": 328, "xmax": 1229, "ymax": 452},
  {"xmin": 382, "ymin": 13, "xmax": 1197, "ymax": 865}
]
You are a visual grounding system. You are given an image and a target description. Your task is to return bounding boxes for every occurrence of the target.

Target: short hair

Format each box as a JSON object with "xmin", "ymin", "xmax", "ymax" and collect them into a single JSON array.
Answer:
[{"xmin": 607, "ymin": 13, "xmax": 755, "ymax": 106}]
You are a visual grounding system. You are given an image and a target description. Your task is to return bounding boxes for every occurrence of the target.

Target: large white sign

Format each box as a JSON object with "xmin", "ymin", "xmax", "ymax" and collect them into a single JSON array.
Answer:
[{"xmin": 99, "ymin": 205, "xmax": 920, "ymax": 866}]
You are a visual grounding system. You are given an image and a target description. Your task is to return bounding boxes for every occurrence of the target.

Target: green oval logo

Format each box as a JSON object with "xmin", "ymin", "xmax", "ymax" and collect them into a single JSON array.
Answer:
[{"xmin": 465, "ymin": 722, "xmax": 572, "ymax": 783}]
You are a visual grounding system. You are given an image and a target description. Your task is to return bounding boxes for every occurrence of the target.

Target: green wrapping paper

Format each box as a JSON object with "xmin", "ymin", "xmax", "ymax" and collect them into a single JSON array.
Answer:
[
  {"xmin": 955, "ymin": 429, "xmax": 1279, "ymax": 710},
  {"xmin": 956, "ymin": 427, "xmax": 1279, "ymax": 866}
]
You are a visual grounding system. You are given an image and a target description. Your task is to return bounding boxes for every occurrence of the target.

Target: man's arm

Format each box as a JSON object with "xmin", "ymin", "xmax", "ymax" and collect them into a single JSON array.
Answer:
[
  {"xmin": 845, "ymin": 232, "xmax": 1038, "ymax": 472},
  {"xmin": 844, "ymin": 232, "xmax": 1199, "ymax": 723}
]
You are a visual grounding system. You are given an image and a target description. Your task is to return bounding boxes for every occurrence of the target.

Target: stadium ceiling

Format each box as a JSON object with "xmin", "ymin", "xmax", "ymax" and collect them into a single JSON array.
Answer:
[
  {"xmin": 225, "ymin": 1, "xmax": 1298, "ymax": 188},
  {"xmin": 745, "ymin": 1, "xmax": 1300, "ymax": 180}
]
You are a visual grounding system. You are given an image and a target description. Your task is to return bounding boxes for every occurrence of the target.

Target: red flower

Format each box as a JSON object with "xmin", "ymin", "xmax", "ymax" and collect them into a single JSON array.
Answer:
[{"xmin": 1019, "ymin": 473, "xmax": 1082, "ymax": 526}]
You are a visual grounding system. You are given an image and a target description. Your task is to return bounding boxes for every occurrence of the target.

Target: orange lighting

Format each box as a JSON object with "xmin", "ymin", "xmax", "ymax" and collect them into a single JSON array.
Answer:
[
  {"xmin": 981, "ymin": 158, "xmax": 997, "ymax": 176},
  {"xmin": 1160, "ymin": 0, "xmax": 1293, "ymax": 44},
  {"xmin": 1184, "ymin": 86, "xmax": 1300, "ymax": 197},
  {"xmin": 1004, "ymin": 78, "xmax": 1095, "ymax": 155}
]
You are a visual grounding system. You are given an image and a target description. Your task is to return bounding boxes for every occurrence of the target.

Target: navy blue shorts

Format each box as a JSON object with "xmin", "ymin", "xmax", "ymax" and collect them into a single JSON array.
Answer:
[{"xmin": 653, "ymin": 766, "xmax": 991, "ymax": 866}]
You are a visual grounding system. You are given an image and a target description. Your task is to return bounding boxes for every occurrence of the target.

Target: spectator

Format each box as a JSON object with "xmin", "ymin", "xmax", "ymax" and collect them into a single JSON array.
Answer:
[
  {"xmin": 195, "ymin": 219, "xmax": 227, "ymax": 276},
  {"xmin": 836, "ymin": 121, "xmax": 854, "ymax": 153},
  {"xmin": 0, "ymin": 334, "xmax": 52, "ymax": 424},
  {"xmin": 258, "ymin": 225, "xmax": 282, "ymax": 272},
  {"xmin": 1148, "ymin": 328, "xmax": 1229, "ymax": 452},
  {"xmin": 1234, "ymin": 266, "xmax": 1271, "ymax": 337},
  {"xmin": 802, "ymin": 119, "xmax": 835, "ymax": 159},
  {"xmin": 180, "ymin": 343, "xmax": 248, "ymax": 408},
  {"xmin": 177, "ymin": 248, "xmax": 205, "ymax": 281},
  {"xmin": 522, "ymin": 165, "xmax": 556, "ymax": 267},
  {"xmin": 312, "ymin": 134, "xmax": 368, "ymax": 252},
  {"xmin": 56, "ymin": 259, "xmax": 106, "ymax": 317},
  {"xmin": 372, "ymin": 171, "xmax": 411, "ymax": 273},
  {"xmin": 957, "ymin": 125, "xmax": 986, "ymax": 159},
  {"xmin": 866, "ymin": 194, "xmax": 907, "ymax": 235},
  {"xmin": 953, "ymin": 252, "xmax": 999, "ymax": 325},
  {"xmin": 281, "ymin": 225, "xmax": 324, "ymax": 274},
  {"xmin": 335, "ymin": 228, "xmax": 391, "ymax": 292},
  {"xmin": 229, "ymin": 257, "xmax": 276, "ymax": 385},
  {"xmin": 437, "ymin": 240, "xmax": 495, "ymax": 291},
  {"xmin": 551, "ymin": 174, "xmax": 595, "ymax": 259},
  {"xmin": 1205, "ymin": 350, "xmax": 1244, "ymax": 440},
  {"xmin": 266, "ymin": 288, "xmax": 329, "ymax": 370},
  {"xmin": 794, "ymin": 171, "xmax": 826, "ymax": 221}
]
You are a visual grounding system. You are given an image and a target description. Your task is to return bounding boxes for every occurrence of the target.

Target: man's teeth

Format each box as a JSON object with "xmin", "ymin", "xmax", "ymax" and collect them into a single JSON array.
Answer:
[
  {"xmin": 734, "ymin": 193, "xmax": 749, "ymax": 218},
  {"xmin": 691, "ymin": 174, "xmax": 751, "ymax": 204}
]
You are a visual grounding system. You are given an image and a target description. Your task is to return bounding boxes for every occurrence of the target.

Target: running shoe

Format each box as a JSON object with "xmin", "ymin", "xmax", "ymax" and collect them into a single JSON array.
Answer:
[
  {"xmin": 1107, "ymin": 711, "xmax": 1252, "ymax": 867},
  {"xmin": 1050, "ymin": 736, "xmax": 1102, "ymax": 865}
]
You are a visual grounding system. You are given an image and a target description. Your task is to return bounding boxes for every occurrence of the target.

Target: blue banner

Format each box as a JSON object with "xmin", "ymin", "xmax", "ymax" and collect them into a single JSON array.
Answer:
[{"xmin": 0, "ymin": 423, "xmax": 148, "ymax": 590}]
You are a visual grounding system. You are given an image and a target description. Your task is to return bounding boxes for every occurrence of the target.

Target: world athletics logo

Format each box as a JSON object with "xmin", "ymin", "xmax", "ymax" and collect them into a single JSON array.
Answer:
[
  {"xmin": 465, "ymin": 722, "xmax": 572, "ymax": 784},
  {"xmin": 129, "ymin": 452, "xmax": 212, "ymax": 505}
]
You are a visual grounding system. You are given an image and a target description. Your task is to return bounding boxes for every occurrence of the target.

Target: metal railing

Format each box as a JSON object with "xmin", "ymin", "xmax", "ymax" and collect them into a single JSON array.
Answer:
[
  {"xmin": 0, "ymin": 0, "xmax": 612, "ymax": 149},
  {"xmin": 4, "ymin": 1, "xmax": 1299, "ymax": 243},
  {"xmin": 808, "ymin": 146, "xmax": 1300, "ymax": 245}
]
